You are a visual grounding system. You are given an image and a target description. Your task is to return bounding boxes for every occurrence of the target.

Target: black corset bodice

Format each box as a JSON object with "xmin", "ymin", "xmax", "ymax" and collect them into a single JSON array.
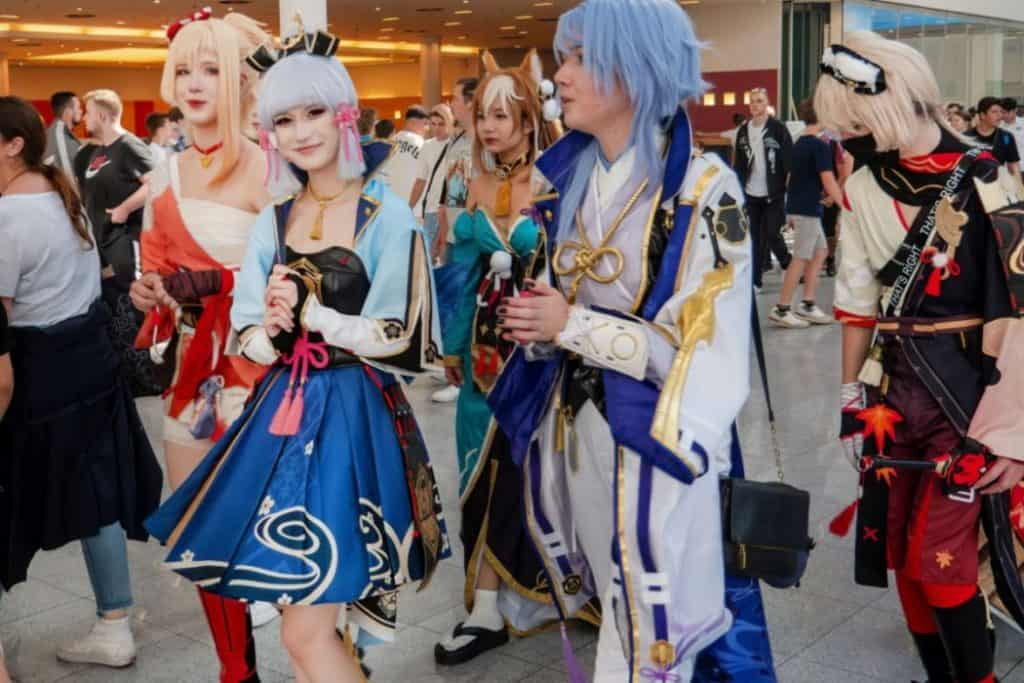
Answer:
[
  {"xmin": 284, "ymin": 245, "xmax": 371, "ymax": 367},
  {"xmin": 286, "ymin": 245, "xmax": 370, "ymax": 315}
]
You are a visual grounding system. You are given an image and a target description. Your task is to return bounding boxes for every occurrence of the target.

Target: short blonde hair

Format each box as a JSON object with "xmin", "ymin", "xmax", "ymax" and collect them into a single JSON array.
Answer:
[
  {"xmin": 430, "ymin": 103, "xmax": 454, "ymax": 128},
  {"xmin": 160, "ymin": 13, "xmax": 269, "ymax": 184},
  {"xmin": 84, "ymin": 89, "xmax": 123, "ymax": 120},
  {"xmin": 814, "ymin": 31, "xmax": 947, "ymax": 151}
]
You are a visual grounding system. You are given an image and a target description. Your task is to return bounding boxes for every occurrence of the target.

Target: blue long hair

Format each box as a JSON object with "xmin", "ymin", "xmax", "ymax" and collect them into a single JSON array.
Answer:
[{"xmin": 553, "ymin": 0, "xmax": 707, "ymax": 239}]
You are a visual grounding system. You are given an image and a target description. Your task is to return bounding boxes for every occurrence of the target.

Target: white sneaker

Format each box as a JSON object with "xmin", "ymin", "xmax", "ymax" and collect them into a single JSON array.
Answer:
[
  {"xmin": 249, "ymin": 601, "xmax": 280, "ymax": 629},
  {"xmin": 56, "ymin": 616, "xmax": 136, "ymax": 668},
  {"xmin": 432, "ymin": 384, "xmax": 460, "ymax": 403},
  {"xmin": 794, "ymin": 302, "xmax": 832, "ymax": 325},
  {"xmin": 768, "ymin": 306, "xmax": 810, "ymax": 329}
]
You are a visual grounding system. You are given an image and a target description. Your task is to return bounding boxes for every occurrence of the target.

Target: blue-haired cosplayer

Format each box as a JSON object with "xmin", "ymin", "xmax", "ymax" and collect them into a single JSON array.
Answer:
[
  {"xmin": 146, "ymin": 34, "xmax": 450, "ymax": 645},
  {"xmin": 488, "ymin": 1, "xmax": 776, "ymax": 680}
]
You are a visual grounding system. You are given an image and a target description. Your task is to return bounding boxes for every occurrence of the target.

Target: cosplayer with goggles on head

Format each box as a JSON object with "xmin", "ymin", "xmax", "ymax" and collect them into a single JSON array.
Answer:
[
  {"xmin": 489, "ymin": 1, "xmax": 776, "ymax": 681},
  {"xmin": 129, "ymin": 8, "xmax": 275, "ymax": 682},
  {"xmin": 820, "ymin": 31, "xmax": 1024, "ymax": 683},
  {"xmin": 145, "ymin": 21, "xmax": 450, "ymax": 683}
]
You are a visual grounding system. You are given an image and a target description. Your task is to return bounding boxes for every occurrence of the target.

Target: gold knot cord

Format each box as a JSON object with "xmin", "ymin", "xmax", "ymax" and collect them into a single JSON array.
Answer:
[
  {"xmin": 552, "ymin": 180, "xmax": 648, "ymax": 303},
  {"xmin": 305, "ymin": 183, "xmax": 353, "ymax": 241},
  {"xmin": 650, "ymin": 263, "xmax": 735, "ymax": 459}
]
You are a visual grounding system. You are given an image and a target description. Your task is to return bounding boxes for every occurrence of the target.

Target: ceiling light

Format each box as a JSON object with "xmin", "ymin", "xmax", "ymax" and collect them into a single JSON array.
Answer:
[
  {"xmin": 457, "ymin": 35, "xmax": 467, "ymax": 40},
  {"xmin": 380, "ymin": 27, "xmax": 395, "ymax": 32},
  {"xmin": 382, "ymin": 16, "xmax": 400, "ymax": 22},
  {"xmin": 115, "ymin": 20, "xmax": 126, "ymax": 25},
  {"xmin": 454, "ymin": 9, "xmax": 472, "ymax": 14},
  {"xmin": 443, "ymin": 21, "xmax": 462, "ymax": 27},
  {"xmin": 532, "ymin": 1, "xmax": 554, "ymax": 6},
  {"xmin": 0, "ymin": 14, "xmax": 21, "ymax": 20},
  {"xmin": 515, "ymin": 14, "xmax": 533, "ymax": 20},
  {"xmin": 679, "ymin": 0, "xmax": 700, "ymax": 4},
  {"xmin": 0, "ymin": 22, "xmax": 166, "ymax": 40},
  {"xmin": 499, "ymin": 25, "xmax": 516, "ymax": 30}
]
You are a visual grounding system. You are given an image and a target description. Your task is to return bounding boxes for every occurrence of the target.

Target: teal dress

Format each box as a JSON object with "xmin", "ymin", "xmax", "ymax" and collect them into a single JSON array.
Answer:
[{"xmin": 444, "ymin": 207, "xmax": 569, "ymax": 630}]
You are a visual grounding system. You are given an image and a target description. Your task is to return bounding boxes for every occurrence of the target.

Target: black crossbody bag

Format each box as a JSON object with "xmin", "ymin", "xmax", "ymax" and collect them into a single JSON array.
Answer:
[{"xmin": 720, "ymin": 302, "xmax": 814, "ymax": 589}]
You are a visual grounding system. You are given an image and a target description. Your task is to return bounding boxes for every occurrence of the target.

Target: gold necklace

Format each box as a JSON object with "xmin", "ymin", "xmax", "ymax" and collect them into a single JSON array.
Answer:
[
  {"xmin": 493, "ymin": 152, "xmax": 529, "ymax": 218},
  {"xmin": 552, "ymin": 180, "xmax": 649, "ymax": 304},
  {"xmin": 305, "ymin": 182, "xmax": 358, "ymax": 241}
]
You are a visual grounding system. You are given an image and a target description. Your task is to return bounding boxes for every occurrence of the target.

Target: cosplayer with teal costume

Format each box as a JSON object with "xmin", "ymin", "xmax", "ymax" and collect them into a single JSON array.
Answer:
[
  {"xmin": 435, "ymin": 52, "xmax": 597, "ymax": 667},
  {"xmin": 489, "ymin": 0, "xmax": 775, "ymax": 680},
  {"xmin": 146, "ymin": 27, "xmax": 449, "ymax": 681}
]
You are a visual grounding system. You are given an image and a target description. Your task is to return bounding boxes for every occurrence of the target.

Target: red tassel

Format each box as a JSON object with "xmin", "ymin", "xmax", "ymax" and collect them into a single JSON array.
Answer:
[
  {"xmin": 268, "ymin": 388, "xmax": 294, "ymax": 436},
  {"xmin": 829, "ymin": 499, "xmax": 859, "ymax": 537},
  {"xmin": 924, "ymin": 267, "xmax": 942, "ymax": 297},
  {"xmin": 281, "ymin": 385, "xmax": 304, "ymax": 435}
]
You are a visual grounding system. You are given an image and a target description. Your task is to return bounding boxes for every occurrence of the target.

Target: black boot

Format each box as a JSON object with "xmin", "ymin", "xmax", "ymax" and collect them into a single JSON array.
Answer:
[
  {"xmin": 932, "ymin": 591, "xmax": 994, "ymax": 683},
  {"xmin": 911, "ymin": 632, "xmax": 952, "ymax": 683}
]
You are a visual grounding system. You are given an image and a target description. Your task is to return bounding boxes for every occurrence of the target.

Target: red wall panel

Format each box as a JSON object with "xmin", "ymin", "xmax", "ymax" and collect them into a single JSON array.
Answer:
[{"xmin": 689, "ymin": 69, "xmax": 779, "ymax": 133}]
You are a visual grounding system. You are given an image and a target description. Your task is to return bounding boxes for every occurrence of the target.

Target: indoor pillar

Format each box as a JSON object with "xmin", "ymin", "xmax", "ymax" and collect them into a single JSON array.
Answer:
[
  {"xmin": 0, "ymin": 53, "xmax": 9, "ymax": 96},
  {"xmin": 420, "ymin": 36, "xmax": 442, "ymax": 107}
]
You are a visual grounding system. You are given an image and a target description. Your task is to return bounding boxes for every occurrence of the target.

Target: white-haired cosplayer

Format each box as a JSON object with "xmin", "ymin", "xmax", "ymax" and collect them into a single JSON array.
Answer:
[
  {"xmin": 145, "ymin": 28, "xmax": 451, "ymax": 682},
  {"xmin": 492, "ymin": 1, "xmax": 775, "ymax": 681},
  {"xmin": 819, "ymin": 30, "xmax": 1024, "ymax": 683}
]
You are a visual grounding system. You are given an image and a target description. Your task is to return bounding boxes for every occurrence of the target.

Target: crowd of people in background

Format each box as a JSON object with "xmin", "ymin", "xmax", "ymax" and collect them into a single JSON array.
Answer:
[{"xmin": 717, "ymin": 91, "xmax": 1024, "ymax": 329}]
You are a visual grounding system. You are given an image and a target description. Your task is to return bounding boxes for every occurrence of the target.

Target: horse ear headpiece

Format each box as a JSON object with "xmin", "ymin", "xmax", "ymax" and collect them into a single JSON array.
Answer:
[
  {"xmin": 820, "ymin": 44, "xmax": 887, "ymax": 95},
  {"xmin": 481, "ymin": 50, "xmax": 500, "ymax": 75}
]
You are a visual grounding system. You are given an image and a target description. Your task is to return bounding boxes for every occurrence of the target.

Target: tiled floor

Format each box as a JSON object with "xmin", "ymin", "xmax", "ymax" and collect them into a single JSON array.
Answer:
[{"xmin": 4, "ymin": 273, "xmax": 1024, "ymax": 682}]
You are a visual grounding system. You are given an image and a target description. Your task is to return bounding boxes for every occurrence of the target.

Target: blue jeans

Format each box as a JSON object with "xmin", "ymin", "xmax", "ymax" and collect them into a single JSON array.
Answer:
[
  {"xmin": 423, "ymin": 213, "xmax": 440, "ymax": 259},
  {"xmin": 81, "ymin": 523, "xmax": 134, "ymax": 616}
]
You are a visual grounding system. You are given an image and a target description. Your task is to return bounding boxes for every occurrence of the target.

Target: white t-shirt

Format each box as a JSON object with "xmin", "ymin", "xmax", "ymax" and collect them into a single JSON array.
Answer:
[
  {"xmin": 378, "ymin": 130, "xmax": 424, "ymax": 207},
  {"xmin": 415, "ymin": 137, "xmax": 450, "ymax": 218},
  {"xmin": 0, "ymin": 192, "xmax": 102, "ymax": 327},
  {"xmin": 745, "ymin": 121, "xmax": 769, "ymax": 198},
  {"xmin": 148, "ymin": 142, "xmax": 169, "ymax": 166},
  {"xmin": 1001, "ymin": 117, "xmax": 1024, "ymax": 163}
]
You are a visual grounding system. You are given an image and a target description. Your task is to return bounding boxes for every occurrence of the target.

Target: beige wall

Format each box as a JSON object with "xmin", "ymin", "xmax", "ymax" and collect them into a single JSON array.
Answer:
[
  {"xmin": 689, "ymin": 2, "xmax": 784, "ymax": 72},
  {"xmin": 8, "ymin": 56, "xmax": 480, "ymax": 104}
]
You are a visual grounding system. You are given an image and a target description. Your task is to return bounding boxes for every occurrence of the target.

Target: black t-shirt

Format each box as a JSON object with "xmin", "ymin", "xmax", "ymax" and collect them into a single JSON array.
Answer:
[
  {"xmin": 965, "ymin": 127, "xmax": 1021, "ymax": 166},
  {"xmin": 786, "ymin": 134, "xmax": 834, "ymax": 217},
  {"xmin": 74, "ymin": 134, "xmax": 153, "ymax": 282}
]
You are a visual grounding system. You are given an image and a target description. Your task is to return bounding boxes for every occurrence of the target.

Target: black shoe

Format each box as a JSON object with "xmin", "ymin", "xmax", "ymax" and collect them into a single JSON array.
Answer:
[
  {"xmin": 825, "ymin": 257, "xmax": 837, "ymax": 277},
  {"xmin": 434, "ymin": 622, "xmax": 509, "ymax": 666}
]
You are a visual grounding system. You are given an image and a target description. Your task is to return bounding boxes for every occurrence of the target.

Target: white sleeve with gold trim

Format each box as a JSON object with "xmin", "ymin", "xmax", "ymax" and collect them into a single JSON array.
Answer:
[{"xmin": 649, "ymin": 154, "xmax": 753, "ymax": 472}]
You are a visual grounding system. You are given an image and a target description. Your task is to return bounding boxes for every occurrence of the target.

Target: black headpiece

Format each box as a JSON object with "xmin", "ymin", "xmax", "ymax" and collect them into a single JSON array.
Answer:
[
  {"xmin": 246, "ymin": 29, "xmax": 340, "ymax": 74},
  {"xmin": 820, "ymin": 44, "xmax": 887, "ymax": 96}
]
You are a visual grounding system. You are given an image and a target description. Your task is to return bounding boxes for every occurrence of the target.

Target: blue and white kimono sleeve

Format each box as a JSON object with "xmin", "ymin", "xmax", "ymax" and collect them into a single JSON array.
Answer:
[{"xmin": 232, "ymin": 180, "xmax": 444, "ymax": 375}]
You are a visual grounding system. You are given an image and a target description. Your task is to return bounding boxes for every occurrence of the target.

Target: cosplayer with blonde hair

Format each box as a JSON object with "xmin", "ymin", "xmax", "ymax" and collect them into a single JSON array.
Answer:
[
  {"xmin": 433, "ymin": 50, "xmax": 587, "ymax": 667},
  {"xmin": 128, "ymin": 8, "xmax": 274, "ymax": 683},
  {"xmin": 490, "ymin": 0, "xmax": 776, "ymax": 680},
  {"xmin": 145, "ymin": 25, "xmax": 450, "ymax": 683},
  {"xmin": 820, "ymin": 30, "xmax": 1024, "ymax": 683}
]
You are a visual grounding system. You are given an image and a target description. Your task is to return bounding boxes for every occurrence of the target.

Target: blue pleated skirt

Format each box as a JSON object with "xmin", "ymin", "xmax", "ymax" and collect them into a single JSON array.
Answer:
[{"xmin": 145, "ymin": 363, "xmax": 450, "ymax": 607}]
